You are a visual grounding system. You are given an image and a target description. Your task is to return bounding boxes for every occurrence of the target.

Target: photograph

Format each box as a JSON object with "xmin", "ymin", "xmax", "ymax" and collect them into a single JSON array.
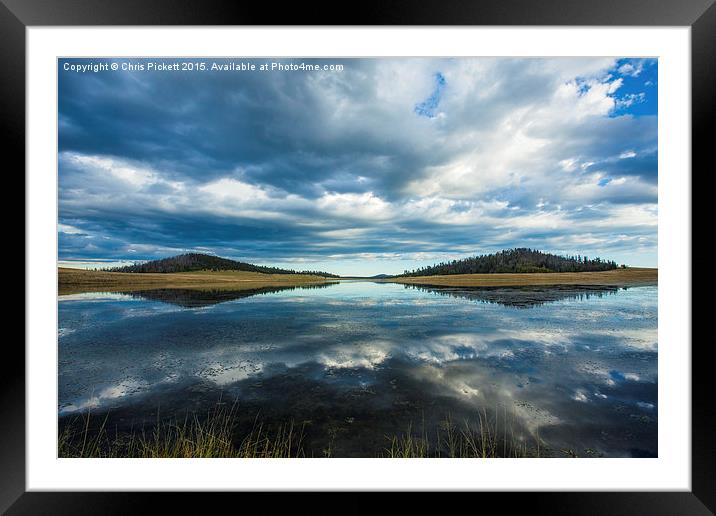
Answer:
[{"xmin": 57, "ymin": 56, "xmax": 658, "ymax": 459}]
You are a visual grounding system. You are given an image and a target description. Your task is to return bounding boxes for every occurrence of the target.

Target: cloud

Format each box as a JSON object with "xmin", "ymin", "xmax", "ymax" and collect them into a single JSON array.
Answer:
[
  {"xmin": 58, "ymin": 57, "xmax": 657, "ymax": 272},
  {"xmin": 316, "ymin": 191, "xmax": 393, "ymax": 221}
]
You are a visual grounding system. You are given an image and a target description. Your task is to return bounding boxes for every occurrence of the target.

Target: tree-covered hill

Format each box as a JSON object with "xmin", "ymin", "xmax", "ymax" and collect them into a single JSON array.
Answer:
[
  {"xmin": 107, "ymin": 253, "xmax": 339, "ymax": 277},
  {"xmin": 400, "ymin": 248, "xmax": 620, "ymax": 277}
]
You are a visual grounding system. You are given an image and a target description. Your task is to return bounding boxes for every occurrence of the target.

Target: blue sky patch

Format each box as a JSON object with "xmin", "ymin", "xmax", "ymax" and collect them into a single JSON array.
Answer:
[
  {"xmin": 414, "ymin": 72, "xmax": 446, "ymax": 118},
  {"xmin": 609, "ymin": 58, "xmax": 658, "ymax": 117}
]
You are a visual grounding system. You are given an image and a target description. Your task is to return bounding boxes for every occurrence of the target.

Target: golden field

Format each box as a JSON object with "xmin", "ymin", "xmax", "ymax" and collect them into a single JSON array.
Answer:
[
  {"xmin": 59, "ymin": 267, "xmax": 658, "ymax": 295},
  {"xmin": 58, "ymin": 267, "xmax": 335, "ymax": 295},
  {"xmin": 388, "ymin": 267, "xmax": 657, "ymax": 288}
]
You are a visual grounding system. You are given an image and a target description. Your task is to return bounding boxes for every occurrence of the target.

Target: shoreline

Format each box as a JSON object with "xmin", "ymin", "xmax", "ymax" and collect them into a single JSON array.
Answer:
[
  {"xmin": 58, "ymin": 267, "xmax": 335, "ymax": 295},
  {"xmin": 59, "ymin": 267, "xmax": 658, "ymax": 295},
  {"xmin": 385, "ymin": 268, "xmax": 657, "ymax": 288}
]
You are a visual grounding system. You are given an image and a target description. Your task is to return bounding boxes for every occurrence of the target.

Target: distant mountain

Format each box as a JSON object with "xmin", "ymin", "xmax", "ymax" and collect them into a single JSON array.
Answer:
[
  {"xmin": 369, "ymin": 274, "xmax": 393, "ymax": 279},
  {"xmin": 399, "ymin": 248, "xmax": 620, "ymax": 277},
  {"xmin": 107, "ymin": 253, "xmax": 339, "ymax": 277}
]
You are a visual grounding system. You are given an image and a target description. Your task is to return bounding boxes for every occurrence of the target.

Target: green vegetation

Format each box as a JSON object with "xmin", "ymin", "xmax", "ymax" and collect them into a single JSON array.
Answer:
[
  {"xmin": 59, "ymin": 402, "xmax": 542, "ymax": 459},
  {"xmin": 107, "ymin": 252, "xmax": 339, "ymax": 278},
  {"xmin": 59, "ymin": 402, "xmax": 306, "ymax": 458},
  {"xmin": 386, "ymin": 410, "xmax": 541, "ymax": 458},
  {"xmin": 400, "ymin": 248, "xmax": 620, "ymax": 277}
]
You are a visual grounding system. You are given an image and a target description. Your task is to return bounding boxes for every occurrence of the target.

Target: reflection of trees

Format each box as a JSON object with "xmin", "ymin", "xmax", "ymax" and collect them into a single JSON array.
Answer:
[
  {"xmin": 128, "ymin": 283, "xmax": 337, "ymax": 308},
  {"xmin": 403, "ymin": 284, "xmax": 625, "ymax": 308}
]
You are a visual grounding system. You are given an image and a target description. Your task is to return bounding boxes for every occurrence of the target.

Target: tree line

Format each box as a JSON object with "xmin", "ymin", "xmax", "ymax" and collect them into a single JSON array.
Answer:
[
  {"xmin": 399, "ymin": 248, "xmax": 621, "ymax": 277},
  {"xmin": 106, "ymin": 253, "xmax": 340, "ymax": 278}
]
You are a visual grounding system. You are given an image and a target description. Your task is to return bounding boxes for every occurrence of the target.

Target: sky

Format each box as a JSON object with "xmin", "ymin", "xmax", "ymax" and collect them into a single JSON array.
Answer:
[{"xmin": 58, "ymin": 57, "xmax": 657, "ymax": 276}]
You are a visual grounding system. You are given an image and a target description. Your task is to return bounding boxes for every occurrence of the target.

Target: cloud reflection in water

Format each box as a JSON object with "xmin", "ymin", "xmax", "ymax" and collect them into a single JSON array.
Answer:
[{"xmin": 58, "ymin": 281, "xmax": 657, "ymax": 456}]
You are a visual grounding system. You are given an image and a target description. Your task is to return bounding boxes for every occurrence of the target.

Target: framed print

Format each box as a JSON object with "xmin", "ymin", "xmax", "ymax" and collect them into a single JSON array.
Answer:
[{"xmin": 6, "ymin": 0, "xmax": 711, "ymax": 512}]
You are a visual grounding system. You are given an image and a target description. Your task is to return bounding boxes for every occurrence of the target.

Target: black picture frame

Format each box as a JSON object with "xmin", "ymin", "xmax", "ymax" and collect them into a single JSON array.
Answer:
[{"xmin": 5, "ymin": 0, "xmax": 710, "ymax": 512}]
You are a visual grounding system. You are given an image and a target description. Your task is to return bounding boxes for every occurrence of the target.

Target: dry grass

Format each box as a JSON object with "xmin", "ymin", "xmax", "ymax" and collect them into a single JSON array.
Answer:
[
  {"xmin": 58, "ymin": 267, "xmax": 334, "ymax": 295},
  {"xmin": 385, "ymin": 409, "xmax": 541, "ymax": 458},
  {"xmin": 389, "ymin": 267, "xmax": 657, "ymax": 288},
  {"xmin": 58, "ymin": 402, "xmax": 307, "ymax": 458},
  {"xmin": 60, "ymin": 266, "xmax": 657, "ymax": 294},
  {"xmin": 59, "ymin": 400, "xmax": 543, "ymax": 458}
]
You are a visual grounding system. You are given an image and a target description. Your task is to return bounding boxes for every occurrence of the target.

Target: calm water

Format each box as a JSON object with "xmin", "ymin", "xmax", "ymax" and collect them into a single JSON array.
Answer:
[{"xmin": 58, "ymin": 281, "xmax": 657, "ymax": 457}]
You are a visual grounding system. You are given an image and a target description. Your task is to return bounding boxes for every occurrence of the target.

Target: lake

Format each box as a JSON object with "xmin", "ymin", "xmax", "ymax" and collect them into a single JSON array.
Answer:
[{"xmin": 58, "ymin": 281, "xmax": 657, "ymax": 457}]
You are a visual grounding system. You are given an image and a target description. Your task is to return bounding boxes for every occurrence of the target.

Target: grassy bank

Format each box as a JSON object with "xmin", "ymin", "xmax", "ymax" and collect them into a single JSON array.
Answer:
[
  {"xmin": 59, "ymin": 402, "xmax": 542, "ymax": 459},
  {"xmin": 59, "ymin": 403, "xmax": 307, "ymax": 458},
  {"xmin": 58, "ymin": 267, "xmax": 335, "ymax": 295},
  {"xmin": 386, "ymin": 410, "xmax": 541, "ymax": 458},
  {"xmin": 388, "ymin": 267, "xmax": 657, "ymax": 288}
]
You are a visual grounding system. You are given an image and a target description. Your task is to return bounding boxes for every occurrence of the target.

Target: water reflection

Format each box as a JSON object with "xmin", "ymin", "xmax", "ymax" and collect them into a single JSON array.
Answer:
[
  {"xmin": 58, "ymin": 281, "xmax": 657, "ymax": 457},
  {"xmin": 125, "ymin": 283, "xmax": 336, "ymax": 308},
  {"xmin": 403, "ymin": 284, "xmax": 625, "ymax": 308}
]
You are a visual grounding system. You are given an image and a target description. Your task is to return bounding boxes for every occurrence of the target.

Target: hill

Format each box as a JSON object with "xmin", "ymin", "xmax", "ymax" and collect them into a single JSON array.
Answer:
[
  {"xmin": 399, "ymin": 248, "xmax": 620, "ymax": 277},
  {"xmin": 107, "ymin": 253, "xmax": 339, "ymax": 277}
]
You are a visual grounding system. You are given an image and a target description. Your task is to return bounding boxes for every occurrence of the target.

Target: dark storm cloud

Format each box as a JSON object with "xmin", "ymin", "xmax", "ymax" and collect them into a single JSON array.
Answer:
[{"xmin": 59, "ymin": 58, "xmax": 445, "ymax": 199}]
